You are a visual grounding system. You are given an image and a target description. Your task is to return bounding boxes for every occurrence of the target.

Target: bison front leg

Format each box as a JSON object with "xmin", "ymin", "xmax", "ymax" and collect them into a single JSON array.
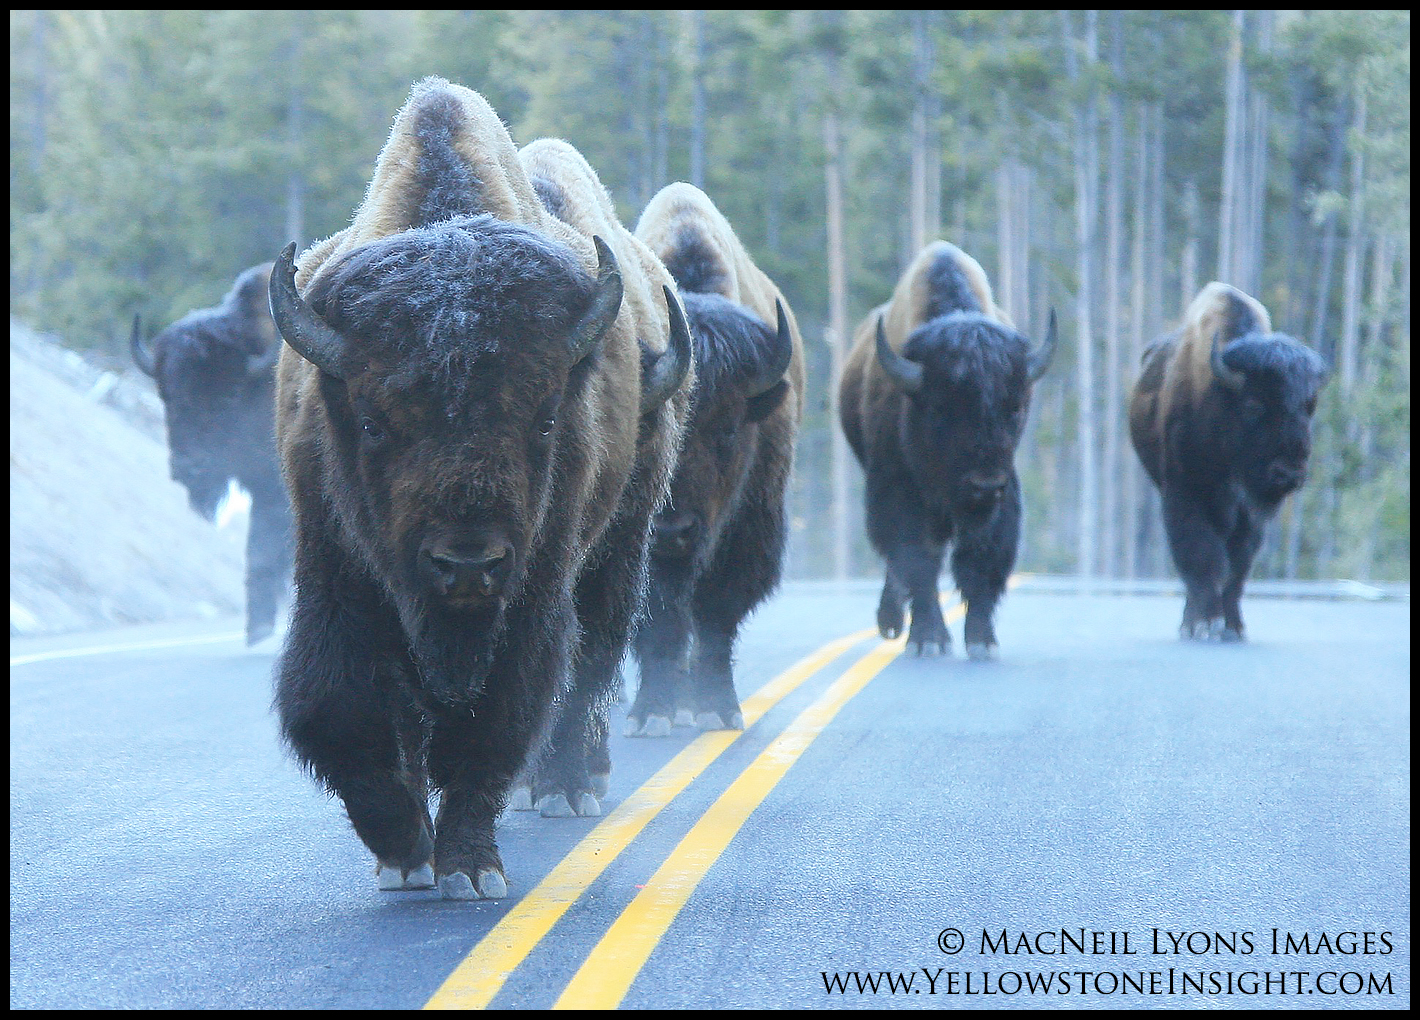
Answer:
[
  {"xmin": 866, "ymin": 471, "xmax": 949, "ymax": 655},
  {"xmin": 951, "ymin": 476, "xmax": 1021, "ymax": 660},
  {"xmin": 276, "ymin": 567, "xmax": 433, "ymax": 890},
  {"xmin": 1219, "ymin": 512, "xmax": 1266, "ymax": 642},
  {"xmin": 243, "ymin": 488, "xmax": 293, "ymax": 645},
  {"xmin": 536, "ymin": 515, "xmax": 651, "ymax": 815},
  {"xmin": 1161, "ymin": 484, "xmax": 1230, "ymax": 640},
  {"xmin": 427, "ymin": 602, "xmax": 573, "ymax": 899},
  {"xmin": 628, "ymin": 564, "xmax": 694, "ymax": 737}
]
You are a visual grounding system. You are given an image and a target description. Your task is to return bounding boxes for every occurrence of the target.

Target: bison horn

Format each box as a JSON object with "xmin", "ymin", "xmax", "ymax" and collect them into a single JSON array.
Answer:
[
  {"xmin": 641, "ymin": 284, "xmax": 693, "ymax": 414},
  {"xmin": 568, "ymin": 235, "xmax": 624, "ymax": 365},
  {"xmin": 130, "ymin": 314, "xmax": 157, "ymax": 377},
  {"xmin": 1210, "ymin": 329, "xmax": 1246, "ymax": 391},
  {"xmin": 744, "ymin": 299, "xmax": 794, "ymax": 399},
  {"xmin": 268, "ymin": 242, "xmax": 359, "ymax": 380},
  {"xmin": 1027, "ymin": 308, "xmax": 1059, "ymax": 383},
  {"xmin": 875, "ymin": 316, "xmax": 923, "ymax": 394}
]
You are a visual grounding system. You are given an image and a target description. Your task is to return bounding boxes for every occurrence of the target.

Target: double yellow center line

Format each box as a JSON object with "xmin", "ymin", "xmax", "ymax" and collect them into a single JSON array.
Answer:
[{"xmin": 427, "ymin": 601, "xmax": 965, "ymax": 1009}]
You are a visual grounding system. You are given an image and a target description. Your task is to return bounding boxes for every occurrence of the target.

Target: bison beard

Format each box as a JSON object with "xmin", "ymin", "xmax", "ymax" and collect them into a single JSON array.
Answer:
[{"xmin": 402, "ymin": 600, "xmax": 501, "ymax": 705}]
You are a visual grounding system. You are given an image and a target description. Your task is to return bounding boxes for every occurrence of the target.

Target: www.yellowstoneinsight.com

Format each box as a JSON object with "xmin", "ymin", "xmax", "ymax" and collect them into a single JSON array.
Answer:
[{"xmin": 820, "ymin": 928, "xmax": 1400, "ymax": 1000}]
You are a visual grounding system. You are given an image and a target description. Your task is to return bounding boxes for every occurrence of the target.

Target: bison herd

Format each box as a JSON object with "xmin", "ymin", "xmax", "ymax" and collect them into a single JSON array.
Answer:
[{"xmin": 134, "ymin": 78, "xmax": 1328, "ymax": 898}]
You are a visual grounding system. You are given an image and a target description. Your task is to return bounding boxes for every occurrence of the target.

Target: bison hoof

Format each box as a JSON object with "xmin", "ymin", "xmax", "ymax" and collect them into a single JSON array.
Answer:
[
  {"xmin": 590, "ymin": 772, "xmax": 610, "ymax": 799},
  {"xmin": 507, "ymin": 785, "xmax": 534, "ymax": 812},
  {"xmin": 674, "ymin": 708, "xmax": 696, "ymax": 728},
  {"xmin": 574, "ymin": 791, "xmax": 602, "ymax": 817},
  {"xmin": 965, "ymin": 642, "xmax": 999, "ymax": 661},
  {"xmin": 1219, "ymin": 627, "xmax": 1245, "ymax": 643},
  {"xmin": 537, "ymin": 793, "xmax": 575, "ymax": 818},
  {"xmin": 1181, "ymin": 617, "xmax": 1227, "ymax": 642},
  {"xmin": 694, "ymin": 710, "xmax": 744, "ymax": 732},
  {"xmin": 627, "ymin": 714, "xmax": 672, "ymax": 738},
  {"xmin": 909, "ymin": 639, "xmax": 951, "ymax": 657},
  {"xmin": 377, "ymin": 861, "xmax": 435, "ymax": 891},
  {"xmin": 439, "ymin": 868, "xmax": 507, "ymax": 900}
]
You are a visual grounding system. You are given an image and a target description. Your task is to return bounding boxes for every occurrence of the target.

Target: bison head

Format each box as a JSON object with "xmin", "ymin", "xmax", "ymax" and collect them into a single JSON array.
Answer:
[
  {"xmin": 652, "ymin": 293, "xmax": 792, "ymax": 564},
  {"xmin": 132, "ymin": 305, "xmax": 279, "ymax": 520},
  {"xmin": 270, "ymin": 216, "xmax": 688, "ymax": 703},
  {"xmin": 1209, "ymin": 330, "xmax": 1327, "ymax": 505},
  {"xmin": 877, "ymin": 310, "xmax": 1055, "ymax": 513}
]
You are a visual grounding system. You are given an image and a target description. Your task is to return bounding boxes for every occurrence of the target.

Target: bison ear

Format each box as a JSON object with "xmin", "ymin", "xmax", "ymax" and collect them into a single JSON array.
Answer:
[
  {"xmin": 640, "ymin": 284, "xmax": 693, "ymax": 414},
  {"xmin": 130, "ymin": 314, "xmax": 157, "ymax": 377},
  {"xmin": 268, "ymin": 242, "xmax": 360, "ymax": 380},
  {"xmin": 1027, "ymin": 308, "xmax": 1058, "ymax": 383},
  {"xmin": 875, "ymin": 315, "xmax": 923, "ymax": 394},
  {"xmin": 743, "ymin": 299, "xmax": 794, "ymax": 400},
  {"xmin": 568, "ymin": 235, "xmax": 623, "ymax": 365},
  {"xmin": 745, "ymin": 380, "xmax": 789, "ymax": 423},
  {"xmin": 1210, "ymin": 329, "xmax": 1246, "ymax": 392}
]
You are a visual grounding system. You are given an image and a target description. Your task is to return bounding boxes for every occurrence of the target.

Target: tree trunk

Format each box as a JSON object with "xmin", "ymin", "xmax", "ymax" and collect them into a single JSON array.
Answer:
[
  {"xmin": 689, "ymin": 10, "xmax": 706, "ymax": 190},
  {"xmin": 1100, "ymin": 12, "xmax": 1125, "ymax": 578},
  {"xmin": 1181, "ymin": 180, "xmax": 1199, "ymax": 314},
  {"xmin": 824, "ymin": 105, "xmax": 851, "ymax": 580},
  {"xmin": 1062, "ymin": 10, "xmax": 1099, "ymax": 582},
  {"xmin": 1123, "ymin": 102, "xmax": 1148, "ymax": 579},
  {"xmin": 284, "ymin": 15, "xmax": 306, "ymax": 249},
  {"xmin": 1338, "ymin": 88, "xmax": 1368, "ymax": 398},
  {"xmin": 909, "ymin": 11, "xmax": 932, "ymax": 255},
  {"xmin": 1217, "ymin": 10, "xmax": 1245, "ymax": 283}
]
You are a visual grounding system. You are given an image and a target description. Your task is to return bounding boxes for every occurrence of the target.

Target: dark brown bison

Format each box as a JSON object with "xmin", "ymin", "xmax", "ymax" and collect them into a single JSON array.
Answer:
[
  {"xmin": 1128, "ymin": 282, "xmax": 1327, "ymax": 641},
  {"xmin": 839, "ymin": 241, "xmax": 1055, "ymax": 659},
  {"xmin": 131, "ymin": 262, "xmax": 293, "ymax": 645},
  {"xmin": 270, "ymin": 78, "xmax": 690, "ymax": 900},
  {"xmin": 623, "ymin": 183, "xmax": 805, "ymax": 735}
]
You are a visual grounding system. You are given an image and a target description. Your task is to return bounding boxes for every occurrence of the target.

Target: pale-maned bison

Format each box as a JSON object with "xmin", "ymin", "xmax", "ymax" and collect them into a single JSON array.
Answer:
[
  {"xmin": 623, "ymin": 182, "xmax": 805, "ymax": 735},
  {"xmin": 839, "ymin": 241, "xmax": 1056, "ymax": 659},
  {"xmin": 1128, "ymin": 282, "xmax": 1327, "ymax": 641},
  {"xmin": 131, "ymin": 262, "xmax": 293, "ymax": 645},
  {"xmin": 270, "ymin": 78, "xmax": 690, "ymax": 900}
]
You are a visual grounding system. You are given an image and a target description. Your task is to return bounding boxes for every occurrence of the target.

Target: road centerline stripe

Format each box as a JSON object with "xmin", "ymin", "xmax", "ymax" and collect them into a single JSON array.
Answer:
[
  {"xmin": 551, "ymin": 602, "xmax": 967, "ymax": 1010},
  {"xmin": 423, "ymin": 626, "xmax": 876, "ymax": 1010}
]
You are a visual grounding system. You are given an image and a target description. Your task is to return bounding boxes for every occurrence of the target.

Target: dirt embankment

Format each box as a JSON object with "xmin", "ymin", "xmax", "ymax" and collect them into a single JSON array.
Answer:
[{"xmin": 9, "ymin": 318, "xmax": 248, "ymax": 637}]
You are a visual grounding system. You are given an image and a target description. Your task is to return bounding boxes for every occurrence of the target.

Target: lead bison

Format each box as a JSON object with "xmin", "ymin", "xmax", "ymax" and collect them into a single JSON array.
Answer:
[
  {"xmin": 131, "ymin": 262, "xmax": 293, "ymax": 645},
  {"xmin": 623, "ymin": 183, "xmax": 805, "ymax": 736},
  {"xmin": 270, "ymin": 78, "xmax": 690, "ymax": 899},
  {"xmin": 1128, "ymin": 282, "xmax": 1326, "ymax": 641},
  {"xmin": 839, "ymin": 241, "xmax": 1055, "ymax": 659}
]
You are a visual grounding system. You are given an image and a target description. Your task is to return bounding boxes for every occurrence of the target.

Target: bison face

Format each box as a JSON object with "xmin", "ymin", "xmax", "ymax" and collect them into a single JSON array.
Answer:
[
  {"xmin": 652, "ymin": 294, "xmax": 792, "ymax": 565},
  {"xmin": 138, "ymin": 317, "xmax": 279, "ymax": 519},
  {"xmin": 273, "ymin": 217, "xmax": 647, "ymax": 703},
  {"xmin": 1212, "ymin": 334, "xmax": 1327, "ymax": 506},
  {"xmin": 880, "ymin": 313, "xmax": 1054, "ymax": 514}
]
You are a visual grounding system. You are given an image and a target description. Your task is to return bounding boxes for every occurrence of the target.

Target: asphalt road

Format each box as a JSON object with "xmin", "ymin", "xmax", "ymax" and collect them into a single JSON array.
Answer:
[{"xmin": 10, "ymin": 581, "xmax": 1410, "ymax": 1009}]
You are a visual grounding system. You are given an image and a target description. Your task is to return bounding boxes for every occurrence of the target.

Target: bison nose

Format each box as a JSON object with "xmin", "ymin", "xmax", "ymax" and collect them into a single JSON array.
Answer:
[
  {"xmin": 1267, "ymin": 461, "xmax": 1305, "ymax": 492},
  {"xmin": 653, "ymin": 511, "xmax": 700, "ymax": 557},
  {"xmin": 418, "ymin": 537, "xmax": 516, "ymax": 600},
  {"xmin": 967, "ymin": 472, "xmax": 1009, "ymax": 496}
]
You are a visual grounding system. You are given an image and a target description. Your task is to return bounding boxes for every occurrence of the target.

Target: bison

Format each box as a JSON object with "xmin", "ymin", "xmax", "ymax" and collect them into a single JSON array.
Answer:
[
  {"xmin": 131, "ymin": 262, "xmax": 293, "ymax": 645},
  {"xmin": 1128, "ymin": 282, "xmax": 1327, "ymax": 641},
  {"xmin": 270, "ymin": 78, "xmax": 690, "ymax": 900},
  {"xmin": 839, "ymin": 241, "xmax": 1055, "ymax": 659},
  {"xmin": 622, "ymin": 183, "xmax": 805, "ymax": 736}
]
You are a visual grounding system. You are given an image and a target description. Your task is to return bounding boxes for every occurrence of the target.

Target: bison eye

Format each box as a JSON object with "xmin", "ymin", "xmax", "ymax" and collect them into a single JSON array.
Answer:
[
  {"xmin": 1303, "ymin": 397, "xmax": 1317, "ymax": 416},
  {"xmin": 538, "ymin": 416, "xmax": 556, "ymax": 437},
  {"xmin": 360, "ymin": 415, "xmax": 387, "ymax": 443}
]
